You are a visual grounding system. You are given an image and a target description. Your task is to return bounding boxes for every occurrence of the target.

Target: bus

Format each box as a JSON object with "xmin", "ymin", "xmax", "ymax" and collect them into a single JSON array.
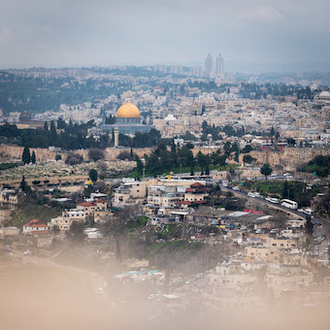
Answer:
[{"xmin": 281, "ymin": 199, "xmax": 298, "ymax": 210}]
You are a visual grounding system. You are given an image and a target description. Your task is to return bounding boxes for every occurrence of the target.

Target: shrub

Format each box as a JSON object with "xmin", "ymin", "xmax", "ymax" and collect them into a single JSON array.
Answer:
[{"xmin": 65, "ymin": 153, "xmax": 84, "ymax": 165}]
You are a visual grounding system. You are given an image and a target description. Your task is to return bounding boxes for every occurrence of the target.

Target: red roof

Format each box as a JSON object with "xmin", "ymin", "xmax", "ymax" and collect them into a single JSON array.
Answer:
[
  {"xmin": 23, "ymin": 219, "xmax": 45, "ymax": 227},
  {"xmin": 186, "ymin": 187, "xmax": 208, "ymax": 193},
  {"xmin": 77, "ymin": 202, "xmax": 96, "ymax": 207},
  {"xmin": 176, "ymin": 201, "xmax": 192, "ymax": 205},
  {"xmin": 190, "ymin": 182, "xmax": 204, "ymax": 188}
]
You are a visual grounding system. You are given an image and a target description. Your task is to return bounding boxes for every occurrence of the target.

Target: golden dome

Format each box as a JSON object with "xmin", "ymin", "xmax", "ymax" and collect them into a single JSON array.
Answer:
[{"xmin": 116, "ymin": 103, "xmax": 140, "ymax": 118}]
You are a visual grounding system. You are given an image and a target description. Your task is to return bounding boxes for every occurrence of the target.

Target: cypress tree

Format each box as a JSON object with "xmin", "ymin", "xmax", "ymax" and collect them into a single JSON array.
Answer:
[
  {"xmin": 50, "ymin": 121, "xmax": 57, "ymax": 140},
  {"xmin": 22, "ymin": 147, "xmax": 31, "ymax": 164},
  {"xmin": 31, "ymin": 151, "xmax": 36, "ymax": 164},
  {"xmin": 19, "ymin": 175, "xmax": 26, "ymax": 191}
]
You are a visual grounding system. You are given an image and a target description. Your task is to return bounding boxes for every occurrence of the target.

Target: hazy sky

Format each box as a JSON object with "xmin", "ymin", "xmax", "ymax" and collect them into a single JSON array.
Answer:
[{"xmin": 1, "ymin": 0, "xmax": 329, "ymax": 69}]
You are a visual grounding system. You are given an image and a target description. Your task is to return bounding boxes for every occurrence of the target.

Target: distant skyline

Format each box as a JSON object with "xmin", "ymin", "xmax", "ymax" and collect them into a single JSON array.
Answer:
[{"xmin": 1, "ymin": 0, "xmax": 330, "ymax": 71}]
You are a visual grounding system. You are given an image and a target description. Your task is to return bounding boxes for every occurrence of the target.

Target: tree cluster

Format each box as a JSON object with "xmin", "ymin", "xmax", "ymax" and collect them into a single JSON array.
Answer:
[
  {"xmin": 0, "ymin": 122, "xmax": 107, "ymax": 150},
  {"xmin": 118, "ymin": 128, "xmax": 162, "ymax": 148},
  {"xmin": 303, "ymin": 155, "xmax": 330, "ymax": 177},
  {"xmin": 143, "ymin": 141, "xmax": 235, "ymax": 176}
]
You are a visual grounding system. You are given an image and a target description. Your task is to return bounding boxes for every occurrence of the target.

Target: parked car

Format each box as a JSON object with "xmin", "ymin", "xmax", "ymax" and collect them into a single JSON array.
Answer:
[{"xmin": 315, "ymin": 235, "xmax": 326, "ymax": 243}]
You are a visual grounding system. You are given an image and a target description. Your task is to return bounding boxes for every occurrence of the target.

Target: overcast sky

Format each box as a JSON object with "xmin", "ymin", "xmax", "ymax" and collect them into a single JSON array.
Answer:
[{"xmin": 0, "ymin": 0, "xmax": 329, "ymax": 70}]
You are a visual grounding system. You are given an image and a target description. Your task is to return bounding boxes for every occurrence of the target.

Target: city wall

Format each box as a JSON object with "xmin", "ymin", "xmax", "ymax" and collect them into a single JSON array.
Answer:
[
  {"xmin": 1, "ymin": 144, "xmax": 329, "ymax": 173},
  {"xmin": 246, "ymin": 147, "xmax": 330, "ymax": 173},
  {"xmin": 193, "ymin": 146, "xmax": 330, "ymax": 173},
  {"xmin": 0, "ymin": 145, "xmax": 154, "ymax": 162}
]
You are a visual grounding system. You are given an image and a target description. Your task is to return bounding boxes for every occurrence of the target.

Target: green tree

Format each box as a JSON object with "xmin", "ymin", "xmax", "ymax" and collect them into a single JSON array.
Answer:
[
  {"xmin": 31, "ymin": 151, "xmax": 36, "ymax": 164},
  {"xmin": 56, "ymin": 117, "xmax": 66, "ymax": 129},
  {"xmin": 282, "ymin": 180, "xmax": 289, "ymax": 198},
  {"xmin": 50, "ymin": 120, "xmax": 57, "ymax": 140},
  {"xmin": 205, "ymin": 165, "xmax": 210, "ymax": 176},
  {"xmin": 89, "ymin": 169, "xmax": 98, "ymax": 183},
  {"xmin": 43, "ymin": 122, "xmax": 48, "ymax": 131},
  {"xmin": 224, "ymin": 141, "xmax": 232, "ymax": 156},
  {"xmin": 241, "ymin": 144, "xmax": 253, "ymax": 154},
  {"xmin": 19, "ymin": 175, "xmax": 28, "ymax": 192},
  {"xmin": 145, "ymin": 153, "xmax": 162, "ymax": 175},
  {"xmin": 66, "ymin": 222, "xmax": 87, "ymax": 243},
  {"xmin": 135, "ymin": 155, "xmax": 143, "ymax": 175},
  {"xmin": 22, "ymin": 146, "xmax": 31, "ymax": 164},
  {"xmin": 260, "ymin": 163, "xmax": 273, "ymax": 180},
  {"xmin": 55, "ymin": 154, "xmax": 62, "ymax": 161},
  {"xmin": 190, "ymin": 165, "xmax": 194, "ymax": 176},
  {"xmin": 243, "ymin": 154, "xmax": 256, "ymax": 164},
  {"xmin": 197, "ymin": 151, "xmax": 207, "ymax": 173}
]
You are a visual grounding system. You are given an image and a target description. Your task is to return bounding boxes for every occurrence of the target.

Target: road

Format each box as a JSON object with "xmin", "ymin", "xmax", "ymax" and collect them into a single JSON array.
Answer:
[{"xmin": 221, "ymin": 184, "xmax": 330, "ymax": 258}]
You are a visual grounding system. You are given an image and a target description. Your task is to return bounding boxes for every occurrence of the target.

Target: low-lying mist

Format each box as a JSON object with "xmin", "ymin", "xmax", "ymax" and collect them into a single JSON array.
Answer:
[{"xmin": 1, "ymin": 260, "xmax": 329, "ymax": 330}]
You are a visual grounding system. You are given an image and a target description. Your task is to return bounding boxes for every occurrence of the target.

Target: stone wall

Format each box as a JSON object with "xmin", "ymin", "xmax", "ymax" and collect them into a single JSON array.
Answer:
[
  {"xmin": 1, "ymin": 144, "xmax": 329, "ymax": 173},
  {"xmin": 0, "ymin": 145, "xmax": 154, "ymax": 162},
  {"xmin": 242, "ymin": 147, "xmax": 330, "ymax": 173},
  {"xmin": 192, "ymin": 147, "xmax": 221, "ymax": 157}
]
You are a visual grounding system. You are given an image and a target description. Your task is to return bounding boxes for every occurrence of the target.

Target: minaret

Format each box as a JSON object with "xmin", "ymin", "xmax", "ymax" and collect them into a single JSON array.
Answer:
[{"xmin": 114, "ymin": 127, "xmax": 119, "ymax": 148}]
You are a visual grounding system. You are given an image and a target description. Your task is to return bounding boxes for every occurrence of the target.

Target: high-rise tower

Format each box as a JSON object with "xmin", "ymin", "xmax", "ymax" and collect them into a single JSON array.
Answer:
[
  {"xmin": 204, "ymin": 53, "xmax": 213, "ymax": 77},
  {"xmin": 216, "ymin": 53, "xmax": 224, "ymax": 79}
]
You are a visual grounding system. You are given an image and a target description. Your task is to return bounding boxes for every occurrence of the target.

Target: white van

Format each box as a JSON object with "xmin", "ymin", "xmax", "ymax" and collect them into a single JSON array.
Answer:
[{"xmin": 304, "ymin": 209, "xmax": 314, "ymax": 216}]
